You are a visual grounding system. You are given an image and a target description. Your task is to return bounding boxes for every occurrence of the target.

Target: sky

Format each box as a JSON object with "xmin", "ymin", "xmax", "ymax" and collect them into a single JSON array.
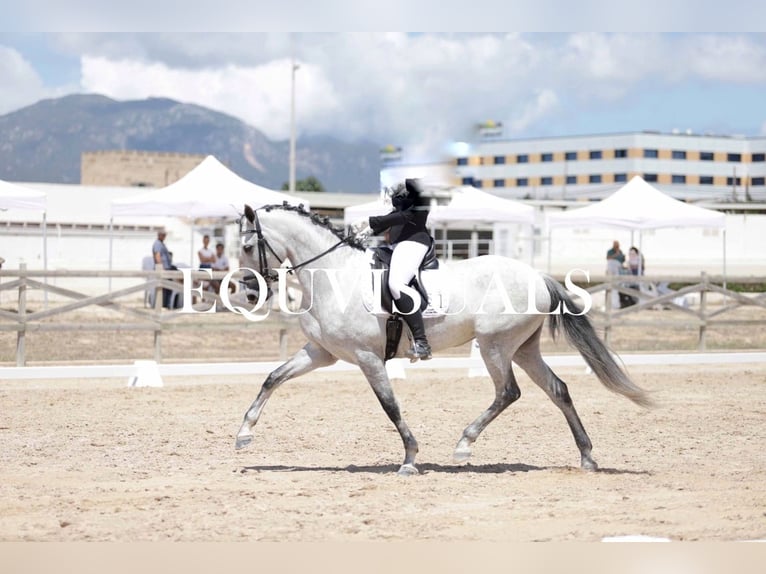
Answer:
[{"xmin": 2, "ymin": 32, "xmax": 766, "ymax": 164}]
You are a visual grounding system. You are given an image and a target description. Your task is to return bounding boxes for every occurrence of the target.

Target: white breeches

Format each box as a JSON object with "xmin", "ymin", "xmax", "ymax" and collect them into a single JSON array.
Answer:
[{"xmin": 388, "ymin": 240, "xmax": 429, "ymax": 300}]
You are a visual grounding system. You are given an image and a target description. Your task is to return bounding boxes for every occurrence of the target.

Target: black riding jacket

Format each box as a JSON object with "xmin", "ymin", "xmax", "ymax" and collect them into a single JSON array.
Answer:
[{"xmin": 369, "ymin": 187, "xmax": 431, "ymax": 247}]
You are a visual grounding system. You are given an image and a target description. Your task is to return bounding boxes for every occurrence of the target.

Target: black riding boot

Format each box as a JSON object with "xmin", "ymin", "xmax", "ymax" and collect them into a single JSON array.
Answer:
[
  {"xmin": 401, "ymin": 310, "xmax": 432, "ymax": 361},
  {"xmin": 394, "ymin": 292, "xmax": 432, "ymax": 361}
]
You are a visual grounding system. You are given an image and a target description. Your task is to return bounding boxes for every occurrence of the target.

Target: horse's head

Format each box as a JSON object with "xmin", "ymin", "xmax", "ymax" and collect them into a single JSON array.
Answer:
[{"xmin": 239, "ymin": 203, "xmax": 281, "ymax": 303}]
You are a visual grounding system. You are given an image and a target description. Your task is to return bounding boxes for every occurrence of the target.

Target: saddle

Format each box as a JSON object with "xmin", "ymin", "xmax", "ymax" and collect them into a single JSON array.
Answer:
[{"xmin": 368, "ymin": 240, "xmax": 440, "ymax": 361}]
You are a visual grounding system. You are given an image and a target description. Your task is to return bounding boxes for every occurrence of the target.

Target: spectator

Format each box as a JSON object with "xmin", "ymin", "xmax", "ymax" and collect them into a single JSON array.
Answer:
[
  {"xmin": 211, "ymin": 242, "xmax": 234, "ymax": 294},
  {"xmin": 152, "ymin": 229, "xmax": 180, "ymax": 308},
  {"xmin": 605, "ymin": 240, "xmax": 625, "ymax": 275},
  {"xmin": 628, "ymin": 246, "xmax": 645, "ymax": 275},
  {"xmin": 198, "ymin": 234, "xmax": 216, "ymax": 269}
]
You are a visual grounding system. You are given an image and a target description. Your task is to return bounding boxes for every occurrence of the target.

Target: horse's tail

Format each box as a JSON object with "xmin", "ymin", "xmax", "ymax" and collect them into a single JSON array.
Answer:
[{"xmin": 543, "ymin": 275, "xmax": 654, "ymax": 408}]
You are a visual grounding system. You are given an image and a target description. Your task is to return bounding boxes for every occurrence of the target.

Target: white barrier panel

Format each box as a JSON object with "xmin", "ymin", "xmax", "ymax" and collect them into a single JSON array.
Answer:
[{"xmin": 1, "ymin": 352, "xmax": 765, "ymax": 382}]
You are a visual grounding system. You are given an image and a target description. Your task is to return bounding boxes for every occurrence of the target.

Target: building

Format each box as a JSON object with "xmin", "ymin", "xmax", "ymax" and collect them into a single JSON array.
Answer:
[
  {"xmin": 453, "ymin": 131, "xmax": 766, "ymax": 202},
  {"xmin": 81, "ymin": 150, "xmax": 206, "ymax": 187}
]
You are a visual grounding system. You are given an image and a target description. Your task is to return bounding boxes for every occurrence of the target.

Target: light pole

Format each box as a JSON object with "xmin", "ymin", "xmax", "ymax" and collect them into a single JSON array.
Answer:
[{"xmin": 289, "ymin": 58, "xmax": 299, "ymax": 194}]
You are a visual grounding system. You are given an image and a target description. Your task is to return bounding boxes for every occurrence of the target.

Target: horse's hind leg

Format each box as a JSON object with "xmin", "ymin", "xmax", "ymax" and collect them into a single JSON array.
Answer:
[
  {"xmin": 235, "ymin": 342, "xmax": 337, "ymax": 450},
  {"xmin": 513, "ymin": 328, "xmax": 597, "ymax": 471},
  {"xmin": 454, "ymin": 337, "xmax": 521, "ymax": 463}
]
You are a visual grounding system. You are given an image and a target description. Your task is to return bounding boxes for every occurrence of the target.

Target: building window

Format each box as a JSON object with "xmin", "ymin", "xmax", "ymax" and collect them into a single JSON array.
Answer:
[
  {"xmin": 700, "ymin": 151, "xmax": 714, "ymax": 161},
  {"xmin": 517, "ymin": 154, "xmax": 529, "ymax": 163},
  {"xmin": 516, "ymin": 177, "xmax": 528, "ymax": 187},
  {"xmin": 474, "ymin": 179, "xmax": 483, "ymax": 188},
  {"xmin": 643, "ymin": 149, "xmax": 659, "ymax": 158},
  {"xmin": 700, "ymin": 176, "xmax": 714, "ymax": 185},
  {"xmin": 461, "ymin": 176, "xmax": 474, "ymax": 186},
  {"xmin": 614, "ymin": 149, "xmax": 627, "ymax": 158},
  {"xmin": 672, "ymin": 150, "xmax": 687, "ymax": 160},
  {"xmin": 494, "ymin": 155, "xmax": 506, "ymax": 165},
  {"xmin": 727, "ymin": 153, "xmax": 742, "ymax": 162},
  {"xmin": 589, "ymin": 150, "xmax": 602, "ymax": 160},
  {"xmin": 726, "ymin": 177, "xmax": 742, "ymax": 186},
  {"xmin": 614, "ymin": 173, "xmax": 627, "ymax": 183},
  {"xmin": 671, "ymin": 174, "xmax": 686, "ymax": 184},
  {"xmin": 541, "ymin": 176, "xmax": 553, "ymax": 185},
  {"xmin": 752, "ymin": 177, "xmax": 765, "ymax": 185},
  {"xmin": 643, "ymin": 173, "xmax": 658, "ymax": 182},
  {"xmin": 566, "ymin": 175, "xmax": 577, "ymax": 185},
  {"xmin": 493, "ymin": 179, "xmax": 505, "ymax": 187},
  {"xmin": 457, "ymin": 157, "xmax": 468, "ymax": 166},
  {"xmin": 541, "ymin": 153, "xmax": 553, "ymax": 162},
  {"xmin": 752, "ymin": 153, "xmax": 765, "ymax": 162},
  {"xmin": 565, "ymin": 151, "xmax": 577, "ymax": 161},
  {"xmin": 589, "ymin": 174, "xmax": 602, "ymax": 183}
]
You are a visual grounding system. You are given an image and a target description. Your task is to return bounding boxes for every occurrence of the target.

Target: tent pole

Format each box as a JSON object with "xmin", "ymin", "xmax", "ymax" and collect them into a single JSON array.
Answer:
[
  {"xmin": 546, "ymin": 229, "xmax": 552, "ymax": 274},
  {"xmin": 108, "ymin": 216, "xmax": 114, "ymax": 292},
  {"xmin": 638, "ymin": 230, "xmax": 643, "ymax": 275},
  {"xmin": 190, "ymin": 222, "xmax": 195, "ymax": 266},
  {"xmin": 722, "ymin": 228, "xmax": 727, "ymax": 299},
  {"xmin": 43, "ymin": 211, "xmax": 49, "ymax": 310}
]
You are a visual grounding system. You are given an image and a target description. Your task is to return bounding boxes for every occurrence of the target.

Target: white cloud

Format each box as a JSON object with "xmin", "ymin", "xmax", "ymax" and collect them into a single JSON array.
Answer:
[
  {"xmin": 508, "ymin": 89, "xmax": 559, "ymax": 133},
  {"xmin": 682, "ymin": 34, "xmax": 766, "ymax": 83},
  {"xmin": 7, "ymin": 33, "xmax": 766, "ymax": 160},
  {"xmin": 81, "ymin": 56, "xmax": 340, "ymax": 141},
  {"xmin": 0, "ymin": 46, "xmax": 48, "ymax": 114}
]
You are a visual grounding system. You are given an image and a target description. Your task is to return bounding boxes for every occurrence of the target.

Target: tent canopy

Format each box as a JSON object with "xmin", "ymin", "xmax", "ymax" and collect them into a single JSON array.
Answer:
[
  {"xmin": 111, "ymin": 155, "xmax": 307, "ymax": 219},
  {"xmin": 343, "ymin": 186, "xmax": 535, "ymax": 227},
  {"xmin": 430, "ymin": 186, "xmax": 535, "ymax": 225},
  {"xmin": 343, "ymin": 198, "xmax": 388, "ymax": 226},
  {"xmin": 547, "ymin": 176, "xmax": 725, "ymax": 230},
  {"xmin": 0, "ymin": 179, "xmax": 47, "ymax": 211}
]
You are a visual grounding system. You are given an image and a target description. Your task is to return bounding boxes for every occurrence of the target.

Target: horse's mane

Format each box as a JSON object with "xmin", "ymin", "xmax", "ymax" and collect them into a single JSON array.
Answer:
[{"xmin": 261, "ymin": 202, "xmax": 366, "ymax": 251}]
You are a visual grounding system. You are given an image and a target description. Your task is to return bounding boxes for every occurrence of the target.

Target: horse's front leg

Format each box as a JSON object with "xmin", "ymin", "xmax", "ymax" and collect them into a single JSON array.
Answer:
[
  {"xmin": 357, "ymin": 351, "xmax": 419, "ymax": 476},
  {"xmin": 235, "ymin": 342, "xmax": 337, "ymax": 450}
]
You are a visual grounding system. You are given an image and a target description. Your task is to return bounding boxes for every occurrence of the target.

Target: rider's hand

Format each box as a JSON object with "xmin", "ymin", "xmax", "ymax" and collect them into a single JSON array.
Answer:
[{"xmin": 350, "ymin": 221, "xmax": 373, "ymax": 240}]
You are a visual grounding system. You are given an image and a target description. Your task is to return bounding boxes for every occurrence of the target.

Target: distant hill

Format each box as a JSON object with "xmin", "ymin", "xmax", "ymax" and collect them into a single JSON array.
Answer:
[{"xmin": 0, "ymin": 94, "xmax": 381, "ymax": 193}]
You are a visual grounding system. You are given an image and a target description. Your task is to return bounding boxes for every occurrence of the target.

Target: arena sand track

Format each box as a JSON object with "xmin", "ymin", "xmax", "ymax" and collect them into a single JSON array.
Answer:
[{"xmin": 1, "ymin": 362, "xmax": 764, "ymax": 542}]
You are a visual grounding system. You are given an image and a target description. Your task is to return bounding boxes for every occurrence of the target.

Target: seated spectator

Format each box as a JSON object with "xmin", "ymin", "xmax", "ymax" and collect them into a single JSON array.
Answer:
[{"xmin": 211, "ymin": 243, "xmax": 234, "ymax": 294}]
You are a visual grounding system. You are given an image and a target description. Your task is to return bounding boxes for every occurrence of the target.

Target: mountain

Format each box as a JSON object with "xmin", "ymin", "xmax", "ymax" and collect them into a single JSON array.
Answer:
[{"xmin": 0, "ymin": 94, "xmax": 381, "ymax": 193}]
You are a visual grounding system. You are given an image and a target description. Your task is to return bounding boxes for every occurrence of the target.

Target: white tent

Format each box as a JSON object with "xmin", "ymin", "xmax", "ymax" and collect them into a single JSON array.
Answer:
[
  {"xmin": 110, "ymin": 155, "xmax": 308, "ymax": 275},
  {"xmin": 111, "ymin": 155, "xmax": 308, "ymax": 219},
  {"xmin": 430, "ymin": 186, "xmax": 535, "ymax": 261},
  {"xmin": 343, "ymin": 199, "xmax": 388, "ymax": 227},
  {"xmin": 0, "ymin": 179, "xmax": 47, "ymax": 211},
  {"xmin": 0, "ymin": 179, "xmax": 49, "ymax": 304},
  {"xmin": 546, "ymin": 175, "xmax": 727, "ymax": 280},
  {"xmin": 546, "ymin": 176, "xmax": 725, "ymax": 230},
  {"xmin": 429, "ymin": 186, "xmax": 535, "ymax": 225}
]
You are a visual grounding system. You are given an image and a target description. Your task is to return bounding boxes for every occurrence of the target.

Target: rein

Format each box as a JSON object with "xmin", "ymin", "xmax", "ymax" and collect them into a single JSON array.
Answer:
[{"xmin": 241, "ymin": 207, "xmax": 354, "ymax": 282}]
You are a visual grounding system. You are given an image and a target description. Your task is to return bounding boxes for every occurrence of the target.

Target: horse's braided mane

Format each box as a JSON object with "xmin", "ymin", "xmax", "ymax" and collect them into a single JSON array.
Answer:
[{"xmin": 262, "ymin": 202, "xmax": 366, "ymax": 251}]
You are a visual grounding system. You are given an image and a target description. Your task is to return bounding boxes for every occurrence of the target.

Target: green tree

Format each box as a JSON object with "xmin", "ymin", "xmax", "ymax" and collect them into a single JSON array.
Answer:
[{"xmin": 281, "ymin": 176, "xmax": 325, "ymax": 192}]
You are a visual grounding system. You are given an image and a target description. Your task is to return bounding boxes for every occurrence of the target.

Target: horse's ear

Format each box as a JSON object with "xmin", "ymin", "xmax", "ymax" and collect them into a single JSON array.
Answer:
[{"xmin": 244, "ymin": 204, "xmax": 255, "ymax": 223}]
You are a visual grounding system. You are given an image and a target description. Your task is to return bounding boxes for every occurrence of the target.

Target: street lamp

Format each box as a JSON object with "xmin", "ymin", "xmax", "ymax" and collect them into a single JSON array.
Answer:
[{"xmin": 289, "ymin": 58, "xmax": 300, "ymax": 194}]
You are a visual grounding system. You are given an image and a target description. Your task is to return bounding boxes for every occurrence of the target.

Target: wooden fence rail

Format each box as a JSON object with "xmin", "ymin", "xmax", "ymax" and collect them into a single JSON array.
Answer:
[
  {"xmin": 0, "ymin": 264, "xmax": 295, "ymax": 366},
  {"xmin": 585, "ymin": 272, "xmax": 766, "ymax": 350},
  {"xmin": 1, "ymin": 266, "xmax": 764, "ymax": 366}
]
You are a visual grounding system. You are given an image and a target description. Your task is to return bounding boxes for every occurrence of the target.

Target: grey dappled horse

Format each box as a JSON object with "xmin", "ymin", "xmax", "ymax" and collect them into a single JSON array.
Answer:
[{"xmin": 235, "ymin": 204, "xmax": 651, "ymax": 475}]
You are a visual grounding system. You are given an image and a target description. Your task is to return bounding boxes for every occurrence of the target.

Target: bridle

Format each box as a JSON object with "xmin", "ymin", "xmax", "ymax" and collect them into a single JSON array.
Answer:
[{"xmin": 239, "ymin": 206, "xmax": 353, "ymax": 291}]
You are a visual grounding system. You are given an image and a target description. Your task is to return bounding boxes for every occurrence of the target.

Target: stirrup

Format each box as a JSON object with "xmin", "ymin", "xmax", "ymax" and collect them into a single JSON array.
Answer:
[{"xmin": 408, "ymin": 340, "xmax": 432, "ymax": 362}]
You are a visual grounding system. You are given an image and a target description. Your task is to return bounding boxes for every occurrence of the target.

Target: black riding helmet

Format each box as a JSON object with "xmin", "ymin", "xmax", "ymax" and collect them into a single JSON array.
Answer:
[{"xmin": 391, "ymin": 178, "xmax": 423, "ymax": 210}]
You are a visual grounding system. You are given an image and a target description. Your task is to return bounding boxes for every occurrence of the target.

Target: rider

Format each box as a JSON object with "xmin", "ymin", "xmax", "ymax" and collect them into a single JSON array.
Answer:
[{"xmin": 368, "ymin": 178, "xmax": 433, "ymax": 361}]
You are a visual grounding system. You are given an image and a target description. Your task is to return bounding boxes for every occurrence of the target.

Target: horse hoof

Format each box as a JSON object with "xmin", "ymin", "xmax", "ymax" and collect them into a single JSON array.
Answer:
[
  {"xmin": 453, "ymin": 447, "xmax": 472, "ymax": 463},
  {"xmin": 397, "ymin": 464, "xmax": 419, "ymax": 476},
  {"xmin": 581, "ymin": 457, "xmax": 599, "ymax": 471},
  {"xmin": 235, "ymin": 435, "xmax": 253, "ymax": 450}
]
